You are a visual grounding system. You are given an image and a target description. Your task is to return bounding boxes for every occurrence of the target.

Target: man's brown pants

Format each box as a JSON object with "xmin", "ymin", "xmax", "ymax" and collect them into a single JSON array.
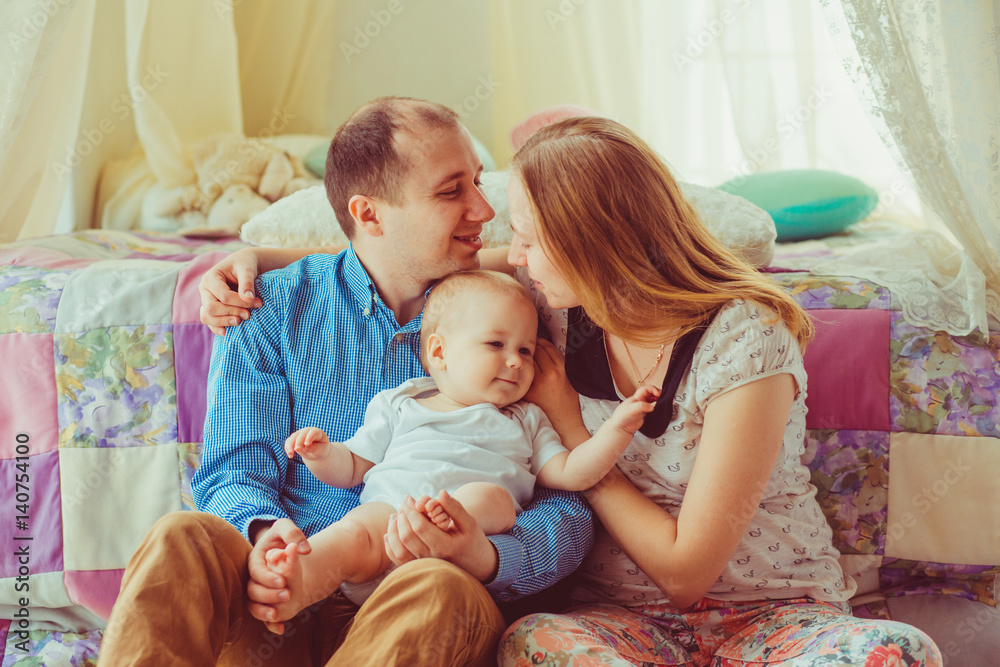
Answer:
[{"xmin": 97, "ymin": 512, "xmax": 508, "ymax": 666}]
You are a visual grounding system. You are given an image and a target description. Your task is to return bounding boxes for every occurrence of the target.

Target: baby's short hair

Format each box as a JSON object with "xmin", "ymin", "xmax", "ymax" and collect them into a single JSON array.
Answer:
[{"xmin": 419, "ymin": 270, "xmax": 536, "ymax": 369}]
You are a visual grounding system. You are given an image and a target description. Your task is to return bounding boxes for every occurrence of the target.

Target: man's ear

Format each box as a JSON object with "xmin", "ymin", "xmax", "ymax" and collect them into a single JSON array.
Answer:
[
  {"xmin": 425, "ymin": 332, "xmax": 446, "ymax": 370},
  {"xmin": 349, "ymin": 194, "xmax": 382, "ymax": 237}
]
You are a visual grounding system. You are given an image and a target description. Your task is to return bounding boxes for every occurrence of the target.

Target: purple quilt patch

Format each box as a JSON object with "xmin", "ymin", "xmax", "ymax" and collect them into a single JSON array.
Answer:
[
  {"xmin": 804, "ymin": 429, "xmax": 889, "ymax": 557},
  {"xmin": 776, "ymin": 273, "xmax": 891, "ymax": 310},
  {"xmin": 890, "ymin": 315, "xmax": 1000, "ymax": 437},
  {"xmin": 0, "ymin": 266, "xmax": 71, "ymax": 334},
  {"xmin": 173, "ymin": 323, "xmax": 214, "ymax": 443},
  {"xmin": 0, "ymin": 449, "xmax": 63, "ymax": 578},
  {"xmin": 879, "ymin": 558, "xmax": 999, "ymax": 606}
]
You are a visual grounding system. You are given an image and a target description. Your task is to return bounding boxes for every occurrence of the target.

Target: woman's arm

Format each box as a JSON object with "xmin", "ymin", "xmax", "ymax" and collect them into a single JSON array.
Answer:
[
  {"xmin": 529, "ymin": 339, "xmax": 795, "ymax": 608},
  {"xmin": 582, "ymin": 374, "xmax": 794, "ymax": 608},
  {"xmin": 200, "ymin": 245, "xmax": 345, "ymax": 334}
]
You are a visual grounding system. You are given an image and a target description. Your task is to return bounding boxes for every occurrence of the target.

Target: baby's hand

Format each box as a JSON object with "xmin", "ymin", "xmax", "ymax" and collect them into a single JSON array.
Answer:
[
  {"xmin": 284, "ymin": 427, "xmax": 332, "ymax": 461},
  {"xmin": 609, "ymin": 386, "xmax": 659, "ymax": 435}
]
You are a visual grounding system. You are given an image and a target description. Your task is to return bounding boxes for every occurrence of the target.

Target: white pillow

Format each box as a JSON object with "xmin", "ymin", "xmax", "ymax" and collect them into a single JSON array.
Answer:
[
  {"xmin": 241, "ymin": 186, "xmax": 344, "ymax": 248},
  {"xmin": 679, "ymin": 181, "xmax": 776, "ymax": 268},
  {"xmin": 240, "ymin": 172, "xmax": 776, "ymax": 267}
]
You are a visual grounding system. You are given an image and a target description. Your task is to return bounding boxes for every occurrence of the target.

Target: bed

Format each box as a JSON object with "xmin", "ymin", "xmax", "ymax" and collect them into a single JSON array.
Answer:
[{"xmin": 1, "ymin": 222, "xmax": 998, "ymax": 665}]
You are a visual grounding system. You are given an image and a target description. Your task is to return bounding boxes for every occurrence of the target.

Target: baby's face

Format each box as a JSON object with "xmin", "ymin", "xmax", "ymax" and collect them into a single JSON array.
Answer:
[{"xmin": 435, "ymin": 293, "xmax": 538, "ymax": 408}]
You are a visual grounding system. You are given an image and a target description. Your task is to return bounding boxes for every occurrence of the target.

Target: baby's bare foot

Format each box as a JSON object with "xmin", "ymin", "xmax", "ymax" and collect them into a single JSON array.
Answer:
[{"xmin": 422, "ymin": 496, "xmax": 455, "ymax": 531}]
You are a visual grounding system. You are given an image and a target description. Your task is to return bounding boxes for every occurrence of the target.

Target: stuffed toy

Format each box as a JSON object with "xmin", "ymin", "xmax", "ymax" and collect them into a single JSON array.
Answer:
[
  {"xmin": 142, "ymin": 134, "xmax": 318, "ymax": 235},
  {"xmin": 206, "ymin": 184, "xmax": 272, "ymax": 231}
]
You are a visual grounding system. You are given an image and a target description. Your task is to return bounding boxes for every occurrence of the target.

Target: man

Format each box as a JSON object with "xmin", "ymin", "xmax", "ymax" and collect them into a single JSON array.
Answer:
[{"xmin": 97, "ymin": 97, "xmax": 592, "ymax": 666}]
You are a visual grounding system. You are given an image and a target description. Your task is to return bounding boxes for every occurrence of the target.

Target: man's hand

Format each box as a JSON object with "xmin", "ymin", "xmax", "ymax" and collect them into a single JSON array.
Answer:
[
  {"xmin": 246, "ymin": 518, "xmax": 311, "ymax": 634},
  {"xmin": 384, "ymin": 493, "xmax": 499, "ymax": 583},
  {"xmin": 199, "ymin": 248, "xmax": 264, "ymax": 336}
]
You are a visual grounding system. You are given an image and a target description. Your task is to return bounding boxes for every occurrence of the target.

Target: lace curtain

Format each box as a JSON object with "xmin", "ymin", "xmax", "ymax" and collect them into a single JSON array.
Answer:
[{"xmin": 817, "ymin": 0, "xmax": 1000, "ymax": 337}]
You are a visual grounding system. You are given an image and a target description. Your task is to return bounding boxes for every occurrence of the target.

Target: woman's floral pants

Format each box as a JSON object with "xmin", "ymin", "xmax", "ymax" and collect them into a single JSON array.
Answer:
[{"xmin": 498, "ymin": 598, "xmax": 941, "ymax": 666}]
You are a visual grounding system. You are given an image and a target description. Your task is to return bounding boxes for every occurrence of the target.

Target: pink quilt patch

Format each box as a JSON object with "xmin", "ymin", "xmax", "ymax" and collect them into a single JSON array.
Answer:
[
  {"xmin": 0, "ymin": 333, "xmax": 59, "ymax": 458},
  {"xmin": 172, "ymin": 250, "xmax": 238, "ymax": 324},
  {"xmin": 64, "ymin": 569, "xmax": 126, "ymax": 622},
  {"xmin": 803, "ymin": 309, "xmax": 891, "ymax": 431}
]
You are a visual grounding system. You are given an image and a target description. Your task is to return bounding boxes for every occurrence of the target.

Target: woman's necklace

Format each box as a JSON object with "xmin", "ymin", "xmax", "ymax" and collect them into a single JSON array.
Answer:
[{"xmin": 622, "ymin": 339, "xmax": 666, "ymax": 387}]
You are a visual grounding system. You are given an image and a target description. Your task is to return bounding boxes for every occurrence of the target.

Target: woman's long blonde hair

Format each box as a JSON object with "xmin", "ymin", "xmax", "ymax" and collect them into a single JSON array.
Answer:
[{"xmin": 512, "ymin": 117, "xmax": 813, "ymax": 348}]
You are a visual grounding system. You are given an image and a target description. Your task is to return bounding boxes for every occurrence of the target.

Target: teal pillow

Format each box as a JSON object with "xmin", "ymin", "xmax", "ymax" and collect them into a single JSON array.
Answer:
[
  {"xmin": 718, "ymin": 169, "xmax": 878, "ymax": 242},
  {"xmin": 469, "ymin": 133, "xmax": 497, "ymax": 172},
  {"xmin": 301, "ymin": 133, "xmax": 497, "ymax": 178},
  {"xmin": 304, "ymin": 142, "xmax": 328, "ymax": 178}
]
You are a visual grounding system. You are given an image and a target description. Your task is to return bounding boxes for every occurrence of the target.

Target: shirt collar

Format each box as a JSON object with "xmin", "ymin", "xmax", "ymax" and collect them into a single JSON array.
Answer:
[
  {"xmin": 342, "ymin": 244, "xmax": 378, "ymax": 315},
  {"xmin": 341, "ymin": 244, "xmax": 426, "ymax": 332}
]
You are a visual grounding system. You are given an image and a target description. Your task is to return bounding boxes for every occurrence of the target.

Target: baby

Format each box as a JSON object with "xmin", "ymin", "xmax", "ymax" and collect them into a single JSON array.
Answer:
[{"xmin": 264, "ymin": 270, "xmax": 657, "ymax": 623}]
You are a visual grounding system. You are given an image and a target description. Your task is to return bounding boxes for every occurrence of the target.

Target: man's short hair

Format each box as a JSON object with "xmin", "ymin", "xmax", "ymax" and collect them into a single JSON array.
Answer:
[
  {"xmin": 325, "ymin": 97, "xmax": 460, "ymax": 239},
  {"xmin": 419, "ymin": 270, "xmax": 536, "ymax": 372}
]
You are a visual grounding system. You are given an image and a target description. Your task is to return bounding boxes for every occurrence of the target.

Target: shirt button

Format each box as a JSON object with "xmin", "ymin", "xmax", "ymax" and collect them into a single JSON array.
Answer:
[
  {"xmin": 395, "ymin": 333, "xmax": 405, "ymax": 342},
  {"xmin": 362, "ymin": 307, "xmax": 371, "ymax": 316}
]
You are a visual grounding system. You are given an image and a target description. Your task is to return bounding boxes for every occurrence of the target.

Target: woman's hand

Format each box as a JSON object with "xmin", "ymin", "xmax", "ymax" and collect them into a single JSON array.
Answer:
[
  {"xmin": 199, "ymin": 248, "xmax": 264, "ymax": 336},
  {"xmin": 525, "ymin": 339, "xmax": 585, "ymax": 433}
]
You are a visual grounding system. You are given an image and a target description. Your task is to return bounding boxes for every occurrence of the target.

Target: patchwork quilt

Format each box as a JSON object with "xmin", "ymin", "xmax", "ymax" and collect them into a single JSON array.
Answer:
[{"xmin": 0, "ymin": 227, "xmax": 998, "ymax": 664}]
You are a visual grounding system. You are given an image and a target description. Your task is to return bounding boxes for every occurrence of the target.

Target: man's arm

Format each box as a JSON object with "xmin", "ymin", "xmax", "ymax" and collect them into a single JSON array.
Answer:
[
  {"xmin": 486, "ymin": 487, "xmax": 593, "ymax": 601},
  {"xmin": 200, "ymin": 246, "xmax": 345, "ymax": 334},
  {"xmin": 192, "ymin": 276, "xmax": 294, "ymax": 538},
  {"xmin": 385, "ymin": 486, "xmax": 594, "ymax": 602}
]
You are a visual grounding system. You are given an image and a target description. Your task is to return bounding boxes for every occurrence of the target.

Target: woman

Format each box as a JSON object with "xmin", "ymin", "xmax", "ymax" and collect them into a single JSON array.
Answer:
[
  {"xmin": 201, "ymin": 117, "xmax": 941, "ymax": 666},
  {"xmin": 497, "ymin": 118, "xmax": 939, "ymax": 665}
]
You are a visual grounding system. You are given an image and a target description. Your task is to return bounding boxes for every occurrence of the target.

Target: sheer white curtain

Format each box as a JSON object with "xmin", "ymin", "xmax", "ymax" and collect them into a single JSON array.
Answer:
[
  {"xmin": 635, "ymin": 0, "xmax": 915, "ymax": 200},
  {"xmin": 490, "ymin": 0, "xmax": 914, "ymax": 205},
  {"xmin": 817, "ymin": 0, "xmax": 1000, "ymax": 336},
  {"xmin": 96, "ymin": 0, "xmax": 244, "ymax": 230},
  {"xmin": 488, "ymin": 2, "xmax": 643, "ymax": 165},
  {"xmin": 0, "ymin": 0, "xmax": 339, "ymax": 239},
  {"xmin": 0, "ymin": 0, "xmax": 96, "ymax": 242},
  {"xmin": 491, "ymin": 0, "xmax": 999, "ymax": 337}
]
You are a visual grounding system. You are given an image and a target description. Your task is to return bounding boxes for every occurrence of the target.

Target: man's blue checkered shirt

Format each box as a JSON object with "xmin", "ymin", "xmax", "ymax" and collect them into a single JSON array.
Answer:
[{"xmin": 192, "ymin": 246, "xmax": 593, "ymax": 601}]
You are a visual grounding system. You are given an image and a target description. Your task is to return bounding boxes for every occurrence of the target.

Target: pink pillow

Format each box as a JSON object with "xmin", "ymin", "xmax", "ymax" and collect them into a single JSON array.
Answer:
[{"xmin": 509, "ymin": 104, "xmax": 603, "ymax": 152}]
